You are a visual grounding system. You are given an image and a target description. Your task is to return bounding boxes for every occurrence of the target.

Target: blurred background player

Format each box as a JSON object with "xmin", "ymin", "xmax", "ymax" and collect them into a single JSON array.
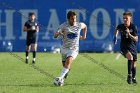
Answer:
[
  {"xmin": 23, "ymin": 12, "xmax": 39, "ymax": 64},
  {"xmin": 54, "ymin": 11, "xmax": 87, "ymax": 85},
  {"xmin": 113, "ymin": 11, "xmax": 138, "ymax": 84}
]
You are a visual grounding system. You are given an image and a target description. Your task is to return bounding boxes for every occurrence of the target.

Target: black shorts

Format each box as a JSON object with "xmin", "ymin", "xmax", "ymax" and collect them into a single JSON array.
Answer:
[
  {"xmin": 26, "ymin": 36, "xmax": 37, "ymax": 46},
  {"xmin": 120, "ymin": 47, "xmax": 137, "ymax": 61}
]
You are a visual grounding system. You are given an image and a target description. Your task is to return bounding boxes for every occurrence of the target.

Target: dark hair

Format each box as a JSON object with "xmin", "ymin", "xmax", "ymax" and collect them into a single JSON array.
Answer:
[
  {"xmin": 28, "ymin": 12, "xmax": 35, "ymax": 17},
  {"xmin": 67, "ymin": 11, "xmax": 77, "ymax": 19},
  {"xmin": 123, "ymin": 11, "xmax": 132, "ymax": 17}
]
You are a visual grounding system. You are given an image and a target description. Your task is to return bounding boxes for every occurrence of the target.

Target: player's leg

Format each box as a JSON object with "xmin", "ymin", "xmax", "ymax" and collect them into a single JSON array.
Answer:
[
  {"xmin": 32, "ymin": 43, "xmax": 37, "ymax": 64},
  {"xmin": 25, "ymin": 39, "xmax": 31, "ymax": 64},
  {"xmin": 25, "ymin": 45, "xmax": 30, "ymax": 63},
  {"xmin": 62, "ymin": 61, "xmax": 69, "ymax": 79},
  {"xmin": 59, "ymin": 56, "xmax": 73, "ymax": 79},
  {"xmin": 131, "ymin": 52, "xmax": 137, "ymax": 84},
  {"xmin": 125, "ymin": 51, "xmax": 133, "ymax": 84},
  {"xmin": 59, "ymin": 50, "xmax": 78, "ymax": 80},
  {"xmin": 132, "ymin": 61, "xmax": 137, "ymax": 84}
]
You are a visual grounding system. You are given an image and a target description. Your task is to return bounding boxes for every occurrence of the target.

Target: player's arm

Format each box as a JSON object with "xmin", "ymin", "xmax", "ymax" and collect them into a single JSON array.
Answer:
[
  {"xmin": 54, "ymin": 29, "xmax": 64, "ymax": 38},
  {"xmin": 128, "ymin": 34, "xmax": 138, "ymax": 42},
  {"xmin": 126, "ymin": 27, "xmax": 138, "ymax": 42},
  {"xmin": 23, "ymin": 26, "xmax": 29, "ymax": 32},
  {"xmin": 113, "ymin": 28, "xmax": 119, "ymax": 44},
  {"xmin": 80, "ymin": 23, "xmax": 87, "ymax": 40},
  {"xmin": 36, "ymin": 26, "xmax": 39, "ymax": 32},
  {"xmin": 23, "ymin": 22, "xmax": 31, "ymax": 32}
]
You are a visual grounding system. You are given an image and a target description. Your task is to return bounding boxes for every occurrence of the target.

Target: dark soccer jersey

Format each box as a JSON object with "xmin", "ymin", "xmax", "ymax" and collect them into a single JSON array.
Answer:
[
  {"xmin": 117, "ymin": 23, "xmax": 138, "ymax": 51},
  {"xmin": 24, "ymin": 20, "xmax": 38, "ymax": 38}
]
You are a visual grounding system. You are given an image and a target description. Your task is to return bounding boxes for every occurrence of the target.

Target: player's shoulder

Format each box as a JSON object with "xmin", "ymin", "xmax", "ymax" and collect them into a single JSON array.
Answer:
[
  {"xmin": 78, "ymin": 22, "xmax": 86, "ymax": 29},
  {"xmin": 59, "ymin": 22, "xmax": 68, "ymax": 28},
  {"xmin": 24, "ymin": 20, "xmax": 30, "ymax": 26},
  {"xmin": 118, "ymin": 24, "xmax": 124, "ymax": 27},
  {"xmin": 116, "ymin": 24, "xmax": 124, "ymax": 29},
  {"xmin": 130, "ymin": 23, "xmax": 137, "ymax": 29}
]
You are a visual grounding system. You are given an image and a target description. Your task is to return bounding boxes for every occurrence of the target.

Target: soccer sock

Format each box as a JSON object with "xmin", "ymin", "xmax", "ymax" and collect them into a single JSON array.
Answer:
[
  {"xmin": 128, "ymin": 60, "xmax": 132, "ymax": 75},
  {"xmin": 60, "ymin": 67, "xmax": 69, "ymax": 79},
  {"xmin": 62, "ymin": 61, "xmax": 65, "ymax": 67},
  {"xmin": 132, "ymin": 67, "xmax": 136, "ymax": 78},
  {"xmin": 33, "ymin": 51, "xmax": 36, "ymax": 61},
  {"xmin": 26, "ymin": 51, "xmax": 29, "ymax": 59}
]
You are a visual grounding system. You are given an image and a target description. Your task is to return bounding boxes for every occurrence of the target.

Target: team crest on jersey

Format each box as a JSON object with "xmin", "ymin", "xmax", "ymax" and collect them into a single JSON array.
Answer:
[
  {"xmin": 129, "ymin": 29, "xmax": 133, "ymax": 32},
  {"xmin": 35, "ymin": 23, "xmax": 38, "ymax": 26},
  {"xmin": 67, "ymin": 33, "xmax": 77, "ymax": 39}
]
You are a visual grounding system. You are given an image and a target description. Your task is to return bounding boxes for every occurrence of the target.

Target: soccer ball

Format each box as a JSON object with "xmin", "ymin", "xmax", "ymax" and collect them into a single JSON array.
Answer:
[{"xmin": 53, "ymin": 77, "xmax": 64, "ymax": 86}]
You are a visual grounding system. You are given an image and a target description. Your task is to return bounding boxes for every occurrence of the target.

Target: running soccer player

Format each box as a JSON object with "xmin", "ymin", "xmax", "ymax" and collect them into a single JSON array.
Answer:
[
  {"xmin": 54, "ymin": 11, "xmax": 87, "ymax": 85},
  {"xmin": 23, "ymin": 12, "xmax": 39, "ymax": 64},
  {"xmin": 113, "ymin": 11, "xmax": 138, "ymax": 84}
]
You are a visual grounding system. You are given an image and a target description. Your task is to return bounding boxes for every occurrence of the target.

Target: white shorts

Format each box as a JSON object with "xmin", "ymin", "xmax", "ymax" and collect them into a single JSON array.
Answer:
[{"xmin": 61, "ymin": 48, "xmax": 78, "ymax": 61}]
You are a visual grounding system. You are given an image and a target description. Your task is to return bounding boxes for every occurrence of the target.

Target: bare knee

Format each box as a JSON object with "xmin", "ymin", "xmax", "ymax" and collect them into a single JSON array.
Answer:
[
  {"xmin": 132, "ymin": 61, "xmax": 136, "ymax": 68},
  {"xmin": 26, "ymin": 46, "xmax": 30, "ymax": 52},
  {"xmin": 32, "ymin": 44, "xmax": 37, "ymax": 51},
  {"xmin": 65, "ymin": 56, "xmax": 73, "ymax": 69},
  {"xmin": 125, "ymin": 52, "xmax": 133, "ymax": 60}
]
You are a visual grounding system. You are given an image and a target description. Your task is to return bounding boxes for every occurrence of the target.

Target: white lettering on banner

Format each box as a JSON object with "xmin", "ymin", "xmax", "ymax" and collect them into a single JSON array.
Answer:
[
  {"xmin": 0, "ymin": 10, "xmax": 3, "ymax": 40},
  {"xmin": 90, "ymin": 8, "xmax": 110, "ymax": 40},
  {"xmin": 0, "ymin": 10, "xmax": 15, "ymax": 40},
  {"xmin": 0, "ymin": 8, "xmax": 135, "ymax": 40},
  {"xmin": 42, "ymin": 9, "xmax": 60, "ymax": 40},
  {"xmin": 19, "ymin": 9, "xmax": 38, "ymax": 40}
]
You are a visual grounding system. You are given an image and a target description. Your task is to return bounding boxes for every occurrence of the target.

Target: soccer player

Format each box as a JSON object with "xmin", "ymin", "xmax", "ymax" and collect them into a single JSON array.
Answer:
[
  {"xmin": 54, "ymin": 11, "xmax": 87, "ymax": 85},
  {"xmin": 113, "ymin": 11, "xmax": 138, "ymax": 84},
  {"xmin": 23, "ymin": 12, "xmax": 39, "ymax": 64}
]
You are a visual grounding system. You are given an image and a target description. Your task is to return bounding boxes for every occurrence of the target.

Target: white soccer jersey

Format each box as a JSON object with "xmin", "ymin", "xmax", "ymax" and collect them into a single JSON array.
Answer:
[{"xmin": 57, "ymin": 22, "xmax": 83, "ymax": 51}]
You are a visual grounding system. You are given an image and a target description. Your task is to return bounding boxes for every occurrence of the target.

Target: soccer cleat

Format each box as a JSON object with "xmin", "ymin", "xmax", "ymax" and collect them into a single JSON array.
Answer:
[
  {"xmin": 132, "ymin": 78, "xmax": 137, "ymax": 84},
  {"xmin": 26, "ymin": 59, "xmax": 28, "ymax": 64},
  {"xmin": 127, "ymin": 75, "xmax": 132, "ymax": 84},
  {"xmin": 32, "ymin": 60, "xmax": 35, "ymax": 64}
]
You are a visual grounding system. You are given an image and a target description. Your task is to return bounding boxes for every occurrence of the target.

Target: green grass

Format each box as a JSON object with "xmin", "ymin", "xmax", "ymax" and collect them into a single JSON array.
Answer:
[{"xmin": 0, "ymin": 52, "xmax": 139, "ymax": 93}]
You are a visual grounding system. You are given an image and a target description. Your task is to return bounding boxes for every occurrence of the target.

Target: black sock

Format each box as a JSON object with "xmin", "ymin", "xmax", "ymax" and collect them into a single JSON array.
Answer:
[
  {"xmin": 62, "ymin": 61, "xmax": 65, "ymax": 67},
  {"xmin": 128, "ymin": 60, "xmax": 132, "ymax": 75},
  {"xmin": 26, "ymin": 51, "xmax": 29, "ymax": 58},
  {"xmin": 33, "ymin": 51, "xmax": 36, "ymax": 59},
  {"xmin": 132, "ymin": 67, "xmax": 136, "ymax": 78}
]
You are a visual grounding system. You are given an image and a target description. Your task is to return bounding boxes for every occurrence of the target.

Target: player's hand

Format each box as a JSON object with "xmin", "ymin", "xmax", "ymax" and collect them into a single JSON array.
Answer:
[
  {"xmin": 54, "ymin": 32, "xmax": 62, "ymax": 38},
  {"xmin": 113, "ymin": 36, "xmax": 117, "ymax": 44},
  {"xmin": 80, "ymin": 36, "xmax": 86, "ymax": 40},
  {"xmin": 126, "ymin": 28, "xmax": 130, "ymax": 34}
]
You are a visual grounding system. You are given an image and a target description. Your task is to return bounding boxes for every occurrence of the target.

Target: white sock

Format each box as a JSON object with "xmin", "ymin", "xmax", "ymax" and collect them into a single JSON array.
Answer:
[
  {"xmin": 60, "ymin": 67, "xmax": 69, "ymax": 79},
  {"xmin": 33, "ymin": 58, "xmax": 36, "ymax": 61},
  {"xmin": 26, "ymin": 56, "xmax": 29, "ymax": 59}
]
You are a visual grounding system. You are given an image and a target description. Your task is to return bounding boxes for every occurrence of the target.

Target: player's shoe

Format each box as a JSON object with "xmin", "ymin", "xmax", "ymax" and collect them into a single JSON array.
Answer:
[
  {"xmin": 32, "ymin": 60, "xmax": 35, "ymax": 64},
  {"xmin": 26, "ymin": 59, "xmax": 28, "ymax": 64},
  {"xmin": 127, "ymin": 75, "xmax": 132, "ymax": 84},
  {"xmin": 132, "ymin": 78, "xmax": 137, "ymax": 84}
]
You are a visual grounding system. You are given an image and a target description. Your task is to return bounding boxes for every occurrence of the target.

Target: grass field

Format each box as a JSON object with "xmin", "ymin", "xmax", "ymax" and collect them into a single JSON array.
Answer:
[{"xmin": 0, "ymin": 52, "xmax": 139, "ymax": 93}]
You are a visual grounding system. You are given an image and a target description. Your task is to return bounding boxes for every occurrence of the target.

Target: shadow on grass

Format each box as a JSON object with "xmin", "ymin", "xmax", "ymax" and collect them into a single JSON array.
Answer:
[
  {"xmin": 0, "ymin": 82, "xmax": 125, "ymax": 87},
  {"xmin": 65, "ymin": 82, "xmax": 124, "ymax": 86}
]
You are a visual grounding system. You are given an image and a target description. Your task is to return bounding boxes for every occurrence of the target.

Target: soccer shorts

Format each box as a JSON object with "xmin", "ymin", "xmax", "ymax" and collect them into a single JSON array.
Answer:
[
  {"xmin": 120, "ymin": 47, "xmax": 137, "ymax": 61},
  {"xmin": 26, "ymin": 36, "xmax": 37, "ymax": 46},
  {"xmin": 61, "ymin": 48, "xmax": 78, "ymax": 61}
]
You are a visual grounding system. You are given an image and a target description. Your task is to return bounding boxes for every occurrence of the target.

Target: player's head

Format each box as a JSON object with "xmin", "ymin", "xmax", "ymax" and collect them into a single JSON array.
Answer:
[
  {"xmin": 67, "ymin": 11, "xmax": 77, "ymax": 26},
  {"xmin": 29, "ymin": 12, "xmax": 36, "ymax": 21},
  {"xmin": 123, "ymin": 11, "xmax": 132, "ymax": 27}
]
